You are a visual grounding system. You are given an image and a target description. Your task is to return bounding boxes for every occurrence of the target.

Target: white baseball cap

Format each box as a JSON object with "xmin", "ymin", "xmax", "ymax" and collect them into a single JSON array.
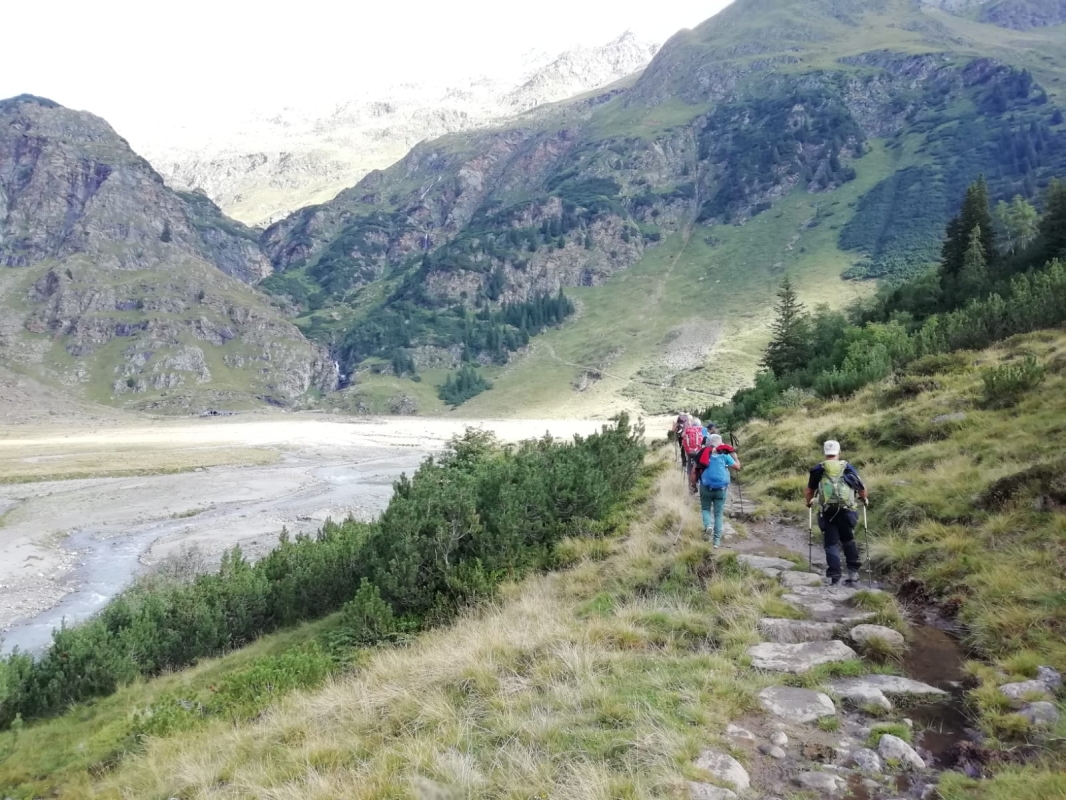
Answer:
[{"xmin": 824, "ymin": 440, "xmax": 841, "ymax": 456}]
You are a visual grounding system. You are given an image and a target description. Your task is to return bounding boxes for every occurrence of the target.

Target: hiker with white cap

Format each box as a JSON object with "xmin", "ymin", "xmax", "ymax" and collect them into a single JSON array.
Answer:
[{"xmin": 804, "ymin": 440, "xmax": 868, "ymax": 585}]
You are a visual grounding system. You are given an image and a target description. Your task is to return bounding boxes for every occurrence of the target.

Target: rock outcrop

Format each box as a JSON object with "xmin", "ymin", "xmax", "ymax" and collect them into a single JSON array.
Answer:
[{"xmin": 0, "ymin": 95, "xmax": 337, "ymax": 409}]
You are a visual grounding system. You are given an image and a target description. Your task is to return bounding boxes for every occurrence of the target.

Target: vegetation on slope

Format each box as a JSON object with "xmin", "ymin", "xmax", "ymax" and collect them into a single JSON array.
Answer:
[
  {"xmin": 0, "ymin": 417, "xmax": 645, "ymax": 733},
  {"xmin": 702, "ymin": 177, "xmax": 1066, "ymax": 428},
  {"xmin": 0, "ymin": 453, "xmax": 830, "ymax": 799},
  {"xmin": 735, "ymin": 328, "xmax": 1066, "ymax": 788}
]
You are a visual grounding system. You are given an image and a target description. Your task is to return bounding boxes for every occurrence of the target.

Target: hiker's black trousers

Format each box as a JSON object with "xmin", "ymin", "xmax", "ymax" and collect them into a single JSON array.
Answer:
[{"xmin": 819, "ymin": 507, "xmax": 861, "ymax": 579}]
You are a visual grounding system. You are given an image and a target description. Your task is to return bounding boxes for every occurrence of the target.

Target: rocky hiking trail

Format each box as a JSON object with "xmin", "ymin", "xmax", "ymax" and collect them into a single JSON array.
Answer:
[{"xmin": 685, "ymin": 487, "xmax": 1063, "ymax": 800}]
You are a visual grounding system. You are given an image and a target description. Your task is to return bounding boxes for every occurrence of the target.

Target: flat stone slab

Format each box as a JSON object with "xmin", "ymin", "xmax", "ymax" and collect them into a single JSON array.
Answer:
[
  {"xmin": 737, "ymin": 554, "xmax": 797, "ymax": 572},
  {"xmin": 782, "ymin": 593, "xmax": 839, "ymax": 615},
  {"xmin": 748, "ymin": 640, "xmax": 858, "ymax": 673},
  {"xmin": 758, "ymin": 618, "xmax": 838, "ymax": 643},
  {"xmin": 830, "ymin": 675, "xmax": 947, "ymax": 699},
  {"xmin": 789, "ymin": 584, "xmax": 862, "ymax": 599},
  {"xmin": 758, "ymin": 685, "xmax": 837, "ymax": 722},
  {"xmin": 688, "ymin": 783, "xmax": 737, "ymax": 800},
  {"xmin": 835, "ymin": 685, "xmax": 893, "ymax": 711},
  {"xmin": 693, "ymin": 749, "xmax": 750, "ymax": 792},
  {"xmin": 780, "ymin": 571, "xmax": 825, "ymax": 587},
  {"xmin": 725, "ymin": 723, "xmax": 757, "ymax": 743}
]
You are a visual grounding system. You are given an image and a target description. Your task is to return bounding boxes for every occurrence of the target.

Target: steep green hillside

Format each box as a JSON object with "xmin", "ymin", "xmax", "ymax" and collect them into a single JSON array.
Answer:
[
  {"xmin": 0, "ymin": 95, "xmax": 337, "ymax": 411},
  {"xmin": 259, "ymin": 0, "xmax": 1066, "ymax": 417}
]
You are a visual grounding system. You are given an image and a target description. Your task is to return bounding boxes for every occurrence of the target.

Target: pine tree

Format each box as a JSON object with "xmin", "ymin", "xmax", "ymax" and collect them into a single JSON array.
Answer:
[
  {"xmin": 761, "ymin": 276, "xmax": 811, "ymax": 378},
  {"xmin": 1033, "ymin": 179, "xmax": 1066, "ymax": 266},
  {"xmin": 957, "ymin": 225, "xmax": 990, "ymax": 302},
  {"xmin": 940, "ymin": 177, "xmax": 996, "ymax": 305}
]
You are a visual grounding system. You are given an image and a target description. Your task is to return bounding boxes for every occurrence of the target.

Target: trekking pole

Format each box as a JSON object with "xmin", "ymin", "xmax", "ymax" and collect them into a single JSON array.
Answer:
[
  {"xmin": 808, "ymin": 503, "xmax": 814, "ymax": 574},
  {"xmin": 863, "ymin": 502, "xmax": 873, "ymax": 589}
]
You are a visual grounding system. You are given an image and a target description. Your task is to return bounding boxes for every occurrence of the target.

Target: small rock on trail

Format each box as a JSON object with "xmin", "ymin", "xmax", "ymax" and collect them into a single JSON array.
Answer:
[
  {"xmin": 693, "ymin": 749, "xmax": 750, "ymax": 792},
  {"xmin": 758, "ymin": 686, "xmax": 837, "ymax": 722},
  {"xmin": 794, "ymin": 771, "xmax": 848, "ymax": 795},
  {"xmin": 849, "ymin": 623, "xmax": 907, "ymax": 650},
  {"xmin": 877, "ymin": 733, "xmax": 926, "ymax": 770},
  {"xmin": 687, "ymin": 784, "xmax": 737, "ymax": 800},
  {"xmin": 998, "ymin": 679, "xmax": 1053, "ymax": 707}
]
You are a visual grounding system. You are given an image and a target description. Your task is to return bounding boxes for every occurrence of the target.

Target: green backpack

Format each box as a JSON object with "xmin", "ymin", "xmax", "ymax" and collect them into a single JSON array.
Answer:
[{"xmin": 819, "ymin": 460, "xmax": 857, "ymax": 510}]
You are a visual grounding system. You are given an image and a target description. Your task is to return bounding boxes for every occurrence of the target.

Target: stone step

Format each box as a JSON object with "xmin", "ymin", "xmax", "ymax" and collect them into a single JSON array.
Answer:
[
  {"xmin": 829, "ymin": 674, "xmax": 948, "ymax": 700},
  {"xmin": 747, "ymin": 640, "xmax": 859, "ymax": 673},
  {"xmin": 780, "ymin": 570, "xmax": 824, "ymax": 588},
  {"xmin": 758, "ymin": 618, "xmax": 838, "ymax": 643},
  {"xmin": 758, "ymin": 685, "xmax": 837, "ymax": 722},
  {"xmin": 737, "ymin": 554, "xmax": 798, "ymax": 572}
]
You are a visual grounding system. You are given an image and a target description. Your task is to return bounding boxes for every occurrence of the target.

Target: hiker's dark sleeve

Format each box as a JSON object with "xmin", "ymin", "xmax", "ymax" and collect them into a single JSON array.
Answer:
[
  {"xmin": 844, "ymin": 464, "xmax": 866, "ymax": 493},
  {"xmin": 807, "ymin": 464, "xmax": 823, "ymax": 492}
]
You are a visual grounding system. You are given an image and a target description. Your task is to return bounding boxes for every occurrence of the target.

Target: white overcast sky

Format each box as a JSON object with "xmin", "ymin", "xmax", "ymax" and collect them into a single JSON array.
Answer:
[{"xmin": 3, "ymin": 0, "xmax": 731, "ymax": 138}]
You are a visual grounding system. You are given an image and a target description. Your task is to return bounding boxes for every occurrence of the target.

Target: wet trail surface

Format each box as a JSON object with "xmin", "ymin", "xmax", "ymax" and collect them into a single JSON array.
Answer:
[{"xmin": 719, "ymin": 481, "xmax": 975, "ymax": 792}]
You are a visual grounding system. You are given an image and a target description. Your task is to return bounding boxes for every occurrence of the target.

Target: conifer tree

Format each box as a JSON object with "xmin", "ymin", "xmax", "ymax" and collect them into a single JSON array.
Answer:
[
  {"xmin": 940, "ymin": 177, "xmax": 996, "ymax": 305},
  {"xmin": 761, "ymin": 276, "xmax": 811, "ymax": 378},
  {"xmin": 1033, "ymin": 179, "xmax": 1066, "ymax": 266},
  {"xmin": 957, "ymin": 225, "xmax": 990, "ymax": 303}
]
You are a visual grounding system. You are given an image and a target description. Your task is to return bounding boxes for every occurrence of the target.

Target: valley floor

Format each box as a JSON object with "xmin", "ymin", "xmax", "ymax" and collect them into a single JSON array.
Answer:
[{"xmin": 0, "ymin": 414, "xmax": 605, "ymax": 652}]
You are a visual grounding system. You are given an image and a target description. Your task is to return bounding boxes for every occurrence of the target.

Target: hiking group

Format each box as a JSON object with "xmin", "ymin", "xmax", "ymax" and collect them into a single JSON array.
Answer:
[{"xmin": 671, "ymin": 415, "xmax": 870, "ymax": 586}]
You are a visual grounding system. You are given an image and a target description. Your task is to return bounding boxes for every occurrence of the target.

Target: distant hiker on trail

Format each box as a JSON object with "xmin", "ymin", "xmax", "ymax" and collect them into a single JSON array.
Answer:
[
  {"xmin": 697, "ymin": 434, "xmax": 740, "ymax": 549},
  {"xmin": 680, "ymin": 417, "xmax": 706, "ymax": 490},
  {"xmin": 671, "ymin": 413, "xmax": 690, "ymax": 467},
  {"xmin": 805, "ymin": 440, "xmax": 868, "ymax": 586}
]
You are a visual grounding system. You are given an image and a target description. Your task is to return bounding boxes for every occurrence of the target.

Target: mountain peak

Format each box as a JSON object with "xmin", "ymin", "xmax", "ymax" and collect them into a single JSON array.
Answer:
[{"xmin": 0, "ymin": 93, "xmax": 62, "ymax": 111}]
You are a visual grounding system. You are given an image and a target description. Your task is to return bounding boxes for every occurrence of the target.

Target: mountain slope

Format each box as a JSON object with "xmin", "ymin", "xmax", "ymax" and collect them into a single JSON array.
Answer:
[
  {"xmin": 0, "ymin": 95, "xmax": 337, "ymax": 410},
  {"xmin": 256, "ymin": 0, "xmax": 1066, "ymax": 417},
  {"xmin": 141, "ymin": 33, "xmax": 659, "ymax": 227}
]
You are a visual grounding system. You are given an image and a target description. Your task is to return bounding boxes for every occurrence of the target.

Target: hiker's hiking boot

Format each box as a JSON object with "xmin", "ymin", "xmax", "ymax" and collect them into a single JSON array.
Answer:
[
  {"xmin": 829, "ymin": 576, "xmax": 841, "ymax": 586},
  {"xmin": 845, "ymin": 569, "xmax": 861, "ymax": 585}
]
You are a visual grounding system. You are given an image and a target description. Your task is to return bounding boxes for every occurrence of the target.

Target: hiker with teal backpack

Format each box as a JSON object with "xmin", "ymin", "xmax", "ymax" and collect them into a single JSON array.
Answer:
[
  {"xmin": 698, "ymin": 434, "xmax": 740, "ymax": 549},
  {"xmin": 804, "ymin": 440, "xmax": 869, "ymax": 586}
]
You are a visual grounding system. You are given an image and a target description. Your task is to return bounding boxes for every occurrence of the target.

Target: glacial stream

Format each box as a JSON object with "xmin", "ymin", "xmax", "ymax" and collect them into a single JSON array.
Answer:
[{"xmin": 1, "ymin": 453, "xmax": 424, "ymax": 655}]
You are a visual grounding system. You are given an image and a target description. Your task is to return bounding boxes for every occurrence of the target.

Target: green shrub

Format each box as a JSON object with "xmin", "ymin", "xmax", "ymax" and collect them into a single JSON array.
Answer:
[
  {"xmin": 906, "ymin": 352, "xmax": 971, "ymax": 377},
  {"xmin": 981, "ymin": 355, "xmax": 1046, "ymax": 409},
  {"xmin": 0, "ymin": 417, "xmax": 646, "ymax": 727}
]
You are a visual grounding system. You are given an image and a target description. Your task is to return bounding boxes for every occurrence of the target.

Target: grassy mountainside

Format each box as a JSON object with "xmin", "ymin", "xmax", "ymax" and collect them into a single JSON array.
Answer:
[
  {"xmin": 5, "ymin": 332, "xmax": 1064, "ymax": 796},
  {"xmin": 257, "ymin": 0, "xmax": 1066, "ymax": 417}
]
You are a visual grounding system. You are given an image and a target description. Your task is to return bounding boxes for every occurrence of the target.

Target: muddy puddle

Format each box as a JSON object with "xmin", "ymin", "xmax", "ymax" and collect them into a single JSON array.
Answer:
[{"xmin": 901, "ymin": 623, "xmax": 972, "ymax": 768}]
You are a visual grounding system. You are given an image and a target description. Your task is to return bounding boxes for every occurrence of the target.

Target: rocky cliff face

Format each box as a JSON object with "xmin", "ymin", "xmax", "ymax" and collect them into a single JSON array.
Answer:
[
  {"xmin": 0, "ymin": 95, "xmax": 337, "ymax": 410},
  {"xmin": 138, "ymin": 32, "xmax": 659, "ymax": 227}
]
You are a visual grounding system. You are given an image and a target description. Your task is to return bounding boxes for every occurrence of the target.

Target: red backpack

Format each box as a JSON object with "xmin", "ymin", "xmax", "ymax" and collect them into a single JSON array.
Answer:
[{"xmin": 681, "ymin": 425, "xmax": 704, "ymax": 454}]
